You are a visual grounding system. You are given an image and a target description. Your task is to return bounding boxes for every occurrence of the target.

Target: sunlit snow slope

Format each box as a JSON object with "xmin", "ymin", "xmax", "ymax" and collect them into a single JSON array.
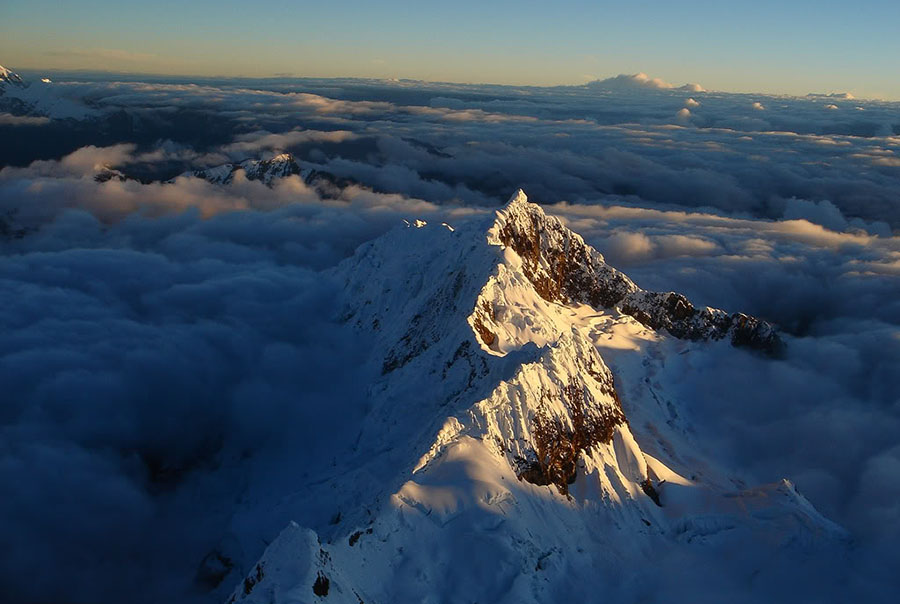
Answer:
[{"xmin": 226, "ymin": 190, "xmax": 845, "ymax": 604}]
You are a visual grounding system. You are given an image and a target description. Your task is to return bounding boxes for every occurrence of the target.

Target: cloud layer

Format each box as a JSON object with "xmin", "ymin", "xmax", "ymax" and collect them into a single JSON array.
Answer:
[
  {"xmin": 5, "ymin": 74, "xmax": 899, "ymax": 230},
  {"xmin": 1, "ymin": 74, "xmax": 898, "ymax": 603}
]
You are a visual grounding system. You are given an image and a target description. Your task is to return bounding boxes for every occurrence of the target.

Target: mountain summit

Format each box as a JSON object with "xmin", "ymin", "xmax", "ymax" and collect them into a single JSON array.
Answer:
[
  {"xmin": 0, "ymin": 64, "xmax": 25, "ymax": 88},
  {"xmin": 175, "ymin": 152, "xmax": 352, "ymax": 196},
  {"xmin": 219, "ymin": 190, "xmax": 841, "ymax": 604}
]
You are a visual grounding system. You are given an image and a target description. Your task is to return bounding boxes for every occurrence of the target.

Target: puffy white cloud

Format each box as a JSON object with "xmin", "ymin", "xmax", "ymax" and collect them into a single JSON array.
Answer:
[
  {"xmin": 599, "ymin": 230, "xmax": 655, "ymax": 263},
  {"xmin": 808, "ymin": 92, "xmax": 856, "ymax": 100},
  {"xmin": 585, "ymin": 72, "xmax": 705, "ymax": 92},
  {"xmin": 221, "ymin": 129, "xmax": 356, "ymax": 158}
]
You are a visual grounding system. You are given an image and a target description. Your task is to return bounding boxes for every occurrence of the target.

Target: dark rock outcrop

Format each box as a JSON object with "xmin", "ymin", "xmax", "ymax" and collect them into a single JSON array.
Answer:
[{"xmin": 495, "ymin": 191, "xmax": 783, "ymax": 354}]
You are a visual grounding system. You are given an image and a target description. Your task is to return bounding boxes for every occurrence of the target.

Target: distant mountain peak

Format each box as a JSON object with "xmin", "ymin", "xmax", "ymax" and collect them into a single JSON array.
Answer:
[
  {"xmin": 0, "ymin": 63, "xmax": 96, "ymax": 119},
  {"xmin": 0, "ymin": 64, "xmax": 25, "ymax": 88},
  {"xmin": 175, "ymin": 152, "xmax": 356, "ymax": 197}
]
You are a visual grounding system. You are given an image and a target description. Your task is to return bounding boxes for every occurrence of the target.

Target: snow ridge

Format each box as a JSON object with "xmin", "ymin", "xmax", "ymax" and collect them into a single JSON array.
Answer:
[
  {"xmin": 492, "ymin": 190, "xmax": 782, "ymax": 354},
  {"xmin": 226, "ymin": 190, "xmax": 840, "ymax": 604}
]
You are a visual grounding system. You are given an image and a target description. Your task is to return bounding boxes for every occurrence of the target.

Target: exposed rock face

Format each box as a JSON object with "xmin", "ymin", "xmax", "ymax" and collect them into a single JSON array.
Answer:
[
  {"xmin": 492, "ymin": 190, "xmax": 638, "ymax": 308},
  {"xmin": 465, "ymin": 325, "xmax": 631, "ymax": 495},
  {"xmin": 494, "ymin": 190, "xmax": 783, "ymax": 354},
  {"xmin": 523, "ymin": 379, "xmax": 626, "ymax": 495},
  {"xmin": 621, "ymin": 292, "xmax": 782, "ymax": 354}
]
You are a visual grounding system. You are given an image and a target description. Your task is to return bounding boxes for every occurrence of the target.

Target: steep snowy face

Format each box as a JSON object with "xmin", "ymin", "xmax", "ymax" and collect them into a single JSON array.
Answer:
[
  {"xmin": 0, "ymin": 64, "xmax": 25, "ymax": 88},
  {"xmin": 226, "ymin": 190, "xmax": 842, "ymax": 604}
]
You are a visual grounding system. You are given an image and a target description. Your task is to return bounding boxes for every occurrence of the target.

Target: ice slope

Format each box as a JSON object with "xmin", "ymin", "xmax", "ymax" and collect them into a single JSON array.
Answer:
[{"xmin": 225, "ymin": 190, "xmax": 845, "ymax": 604}]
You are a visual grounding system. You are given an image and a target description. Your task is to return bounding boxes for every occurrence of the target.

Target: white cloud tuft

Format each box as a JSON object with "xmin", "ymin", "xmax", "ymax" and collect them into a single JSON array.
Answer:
[{"xmin": 585, "ymin": 72, "xmax": 705, "ymax": 92}]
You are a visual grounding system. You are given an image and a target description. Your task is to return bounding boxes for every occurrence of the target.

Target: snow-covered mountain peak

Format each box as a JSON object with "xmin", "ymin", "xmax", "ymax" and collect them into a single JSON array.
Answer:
[
  {"xmin": 504, "ymin": 187, "xmax": 530, "ymax": 208},
  {"xmin": 225, "ymin": 190, "xmax": 837, "ymax": 604},
  {"xmin": 0, "ymin": 64, "xmax": 96, "ymax": 119},
  {"xmin": 176, "ymin": 152, "xmax": 354, "ymax": 196},
  {"xmin": 177, "ymin": 153, "xmax": 301, "ymax": 185},
  {"xmin": 267, "ymin": 152, "xmax": 295, "ymax": 163},
  {"xmin": 487, "ymin": 190, "xmax": 782, "ymax": 354},
  {"xmin": 0, "ymin": 64, "xmax": 25, "ymax": 87},
  {"xmin": 489, "ymin": 189, "xmax": 636, "ymax": 307}
]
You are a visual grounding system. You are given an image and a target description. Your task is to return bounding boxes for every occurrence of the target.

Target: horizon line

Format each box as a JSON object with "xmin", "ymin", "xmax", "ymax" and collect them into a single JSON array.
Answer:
[{"xmin": 6, "ymin": 64, "xmax": 895, "ymax": 103}]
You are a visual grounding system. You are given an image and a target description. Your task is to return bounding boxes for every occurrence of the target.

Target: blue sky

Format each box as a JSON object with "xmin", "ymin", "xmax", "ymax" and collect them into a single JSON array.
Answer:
[{"xmin": 2, "ymin": 0, "xmax": 899, "ymax": 98}]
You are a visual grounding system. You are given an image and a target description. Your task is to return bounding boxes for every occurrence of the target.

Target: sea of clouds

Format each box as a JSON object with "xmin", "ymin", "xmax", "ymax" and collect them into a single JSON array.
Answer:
[{"xmin": 1, "ymin": 73, "xmax": 898, "ymax": 603}]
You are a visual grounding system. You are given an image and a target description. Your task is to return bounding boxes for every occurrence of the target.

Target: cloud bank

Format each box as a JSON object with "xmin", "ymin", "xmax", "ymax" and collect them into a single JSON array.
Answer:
[{"xmin": 1, "ymin": 73, "xmax": 898, "ymax": 603}]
